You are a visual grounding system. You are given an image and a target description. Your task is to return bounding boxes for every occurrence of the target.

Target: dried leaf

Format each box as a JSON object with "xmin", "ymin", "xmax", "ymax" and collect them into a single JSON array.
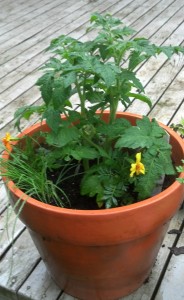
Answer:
[
  {"xmin": 168, "ymin": 229, "xmax": 182, "ymax": 235},
  {"xmin": 169, "ymin": 246, "xmax": 184, "ymax": 255}
]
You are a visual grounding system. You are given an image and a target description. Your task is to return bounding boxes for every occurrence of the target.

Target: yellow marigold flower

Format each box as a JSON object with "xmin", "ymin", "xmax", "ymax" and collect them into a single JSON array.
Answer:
[
  {"xmin": 2, "ymin": 132, "xmax": 13, "ymax": 152},
  {"xmin": 130, "ymin": 152, "xmax": 145, "ymax": 177}
]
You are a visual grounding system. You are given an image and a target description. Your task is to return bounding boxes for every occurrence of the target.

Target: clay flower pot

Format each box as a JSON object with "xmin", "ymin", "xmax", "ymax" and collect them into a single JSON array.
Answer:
[{"xmin": 2, "ymin": 112, "xmax": 184, "ymax": 300}]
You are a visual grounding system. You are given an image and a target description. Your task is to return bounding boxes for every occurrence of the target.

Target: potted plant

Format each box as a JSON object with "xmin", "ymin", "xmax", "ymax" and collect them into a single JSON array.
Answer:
[{"xmin": 1, "ymin": 13, "xmax": 184, "ymax": 300}]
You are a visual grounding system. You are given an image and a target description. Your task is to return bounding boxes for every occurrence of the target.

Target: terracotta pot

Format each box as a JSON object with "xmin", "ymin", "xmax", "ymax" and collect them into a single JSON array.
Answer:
[{"xmin": 2, "ymin": 112, "xmax": 184, "ymax": 300}]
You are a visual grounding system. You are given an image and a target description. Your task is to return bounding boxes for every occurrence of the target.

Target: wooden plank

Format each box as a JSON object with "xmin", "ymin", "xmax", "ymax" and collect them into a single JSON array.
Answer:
[
  {"xmin": 0, "ymin": 230, "xmax": 40, "ymax": 300},
  {"xmin": 170, "ymin": 100, "xmax": 184, "ymax": 124},
  {"xmin": 0, "ymin": 206, "xmax": 25, "ymax": 258},
  {"xmin": 18, "ymin": 261, "xmax": 62, "ymax": 300},
  {"xmin": 0, "ymin": 0, "xmax": 81, "ymax": 46},
  {"xmin": 0, "ymin": 0, "xmax": 104, "ymax": 77},
  {"xmin": 131, "ymin": 0, "xmax": 184, "ymax": 33},
  {"xmin": 0, "ymin": 0, "xmax": 69, "ymax": 35},
  {"xmin": 0, "ymin": 0, "xmax": 53, "ymax": 24},
  {"xmin": 0, "ymin": 183, "xmax": 8, "ymax": 213},
  {"xmin": 0, "ymin": 0, "xmax": 89, "ymax": 55},
  {"xmin": 127, "ymin": 22, "xmax": 184, "ymax": 116},
  {"xmin": 149, "ymin": 67, "xmax": 184, "ymax": 124},
  {"xmin": 155, "ymin": 209, "xmax": 184, "ymax": 300}
]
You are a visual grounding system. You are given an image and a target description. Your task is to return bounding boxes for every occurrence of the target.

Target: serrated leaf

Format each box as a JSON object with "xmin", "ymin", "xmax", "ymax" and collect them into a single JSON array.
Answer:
[
  {"xmin": 136, "ymin": 149, "xmax": 174, "ymax": 199},
  {"xmin": 43, "ymin": 57, "xmax": 63, "ymax": 71},
  {"xmin": 158, "ymin": 149, "xmax": 175, "ymax": 174},
  {"xmin": 115, "ymin": 117, "xmax": 166, "ymax": 149},
  {"xmin": 115, "ymin": 124, "xmax": 151, "ymax": 149},
  {"xmin": 36, "ymin": 73, "xmax": 53, "ymax": 105},
  {"xmin": 14, "ymin": 105, "xmax": 46, "ymax": 130},
  {"xmin": 128, "ymin": 51, "xmax": 147, "ymax": 71},
  {"xmin": 52, "ymin": 78, "xmax": 71, "ymax": 109},
  {"xmin": 136, "ymin": 156, "xmax": 163, "ymax": 199},
  {"xmin": 63, "ymin": 72, "xmax": 76, "ymax": 87},
  {"xmin": 93, "ymin": 62, "xmax": 119, "ymax": 87},
  {"xmin": 119, "ymin": 69, "xmax": 144, "ymax": 92},
  {"xmin": 81, "ymin": 175, "xmax": 104, "ymax": 198},
  {"xmin": 70, "ymin": 146, "xmax": 99, "ymax": 160},
  {"xmin": 112, "ymin": 26, "xmax": 135, "ymax": 37},
  {"xmin": 86, "ymin": 91, "xmax": 104, "ymax": 103},
  {"xmin": 158, "ymin": 46, "xmax": 175, "ymax": 59},
  {"xmin": 44, "ymin": 108, "xmax": 61, "ymax": 133},
  {"xmin": 98, "ymin": 118, "xmax": 131, "ymax": 138},
  {"xmin": 46, "ymin": 125, "xmax": 80, "ymax": 147}
]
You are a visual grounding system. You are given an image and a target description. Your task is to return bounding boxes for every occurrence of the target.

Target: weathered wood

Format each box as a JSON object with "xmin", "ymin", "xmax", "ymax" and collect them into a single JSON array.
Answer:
[
  {"xmin": 155, "ymin": 209, "xmax": 184, "ymax": 300},
  {"xmin": 0, "ymin": 230, "xmax": 40, "ymax": 300},
  {"xmin": 18, "ymin": 261, "xmax": 62, "ymax": 300},
  {"xmin": 0, "ymin": 183, "xmax": 8, "ymax": 213},
  {"xmin": 0, "ymin": 207, "xmax": 25, "ymax": 258},
  {"xmin": 149, "ymin": 67, "xmax": 184, "ymax": 124}
]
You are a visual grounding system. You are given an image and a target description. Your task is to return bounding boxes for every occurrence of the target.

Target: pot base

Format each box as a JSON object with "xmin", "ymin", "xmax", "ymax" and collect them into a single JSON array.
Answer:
[{"xmin": 29, "ymin": 222, "xmax": 169, "ymax": 300}]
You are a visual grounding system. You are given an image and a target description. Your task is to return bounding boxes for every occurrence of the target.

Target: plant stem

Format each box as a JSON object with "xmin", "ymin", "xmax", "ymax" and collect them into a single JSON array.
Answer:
[
  {"xmin": 109, "ymin": 97, "xmax": 119, "ymax": 124},
  {"xmin": 76, "ymin": 77, "xmax": 86, "ymax": 118}
]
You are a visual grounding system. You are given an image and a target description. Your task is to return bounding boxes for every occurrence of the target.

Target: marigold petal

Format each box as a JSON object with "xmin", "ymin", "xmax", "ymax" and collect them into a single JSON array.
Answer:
[
  {"xmin": 2, "ymin": 133, "xmax": 13, "ymax": 151},
  {"xmin": 136, "ymin": 152, "xmax": 141, "ymax": 163},
  {"xmin": 130, "ymin": 163, "xmax": 136, "ymax": 177},
  {"xmin": 130, "ymin": 153, "xmax": 145, "ymax": 177}
]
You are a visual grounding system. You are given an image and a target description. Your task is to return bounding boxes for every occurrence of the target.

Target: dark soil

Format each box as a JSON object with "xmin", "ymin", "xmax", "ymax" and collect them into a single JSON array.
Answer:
[
  {"xmin": 46, "ymin": 164, "xmax": 175, "ymax": 210},
  {"xmin": 47, "ymin": 165, "xmax": 100, "ymax": 210}
]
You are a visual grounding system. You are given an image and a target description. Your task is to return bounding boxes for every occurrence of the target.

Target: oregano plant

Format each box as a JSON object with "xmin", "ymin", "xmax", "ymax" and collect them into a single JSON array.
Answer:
[{"xmin": 2, "ymin": 12, "xmax": 184, "ymax": 209}]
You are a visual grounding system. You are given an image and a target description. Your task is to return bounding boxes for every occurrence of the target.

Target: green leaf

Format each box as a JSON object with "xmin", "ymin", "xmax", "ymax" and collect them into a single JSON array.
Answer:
[
  {"xmin": 157, "ymin": 149, "xmax": 175, "ymax": 174},
  {"xmin": 127, "ymin": 92, "xmax": 152, "ymax": 108},
  {"xmin": 93, "ymin": 62, "xmax": 119, "ymax": 87},
  {"xmin": 63, "ymin": 72, "xmax": 76, "ymax": 87},
  {"xmin": 36, "ymin": 73, "xmax": 53, "ymax": 105},
  {"xmin": 136, "ymin": 149, "xmax": 174, "ymax": 200},
  {"xmin": 44, "ymin": 107, "xmax": 61, "ymax": 133},
  {"xmin": 42, "ymin": 57, "xmax": 63, "ymax": 71},
  {"xmin": 112, "ymin": 26, "xmax": 135, "ymax": 37},
  {"xmin": 119, "ymin": 69, "xmax": 144, "ymax": 92},
  {"xmin": 14, "ymin": 105, "xmax": 46, "ymax": 130},
  {"xmin": 70, "ymin": 146, "xmax": 99, "ymax": 160},
  {"xmin": 158, "ymin": 46, "xmax": 174, "ymax": 59},
  {"xmin": 46, "ymin": 125, "xmax": 80, "ymax": 147},
  {"xmin": 132, "ymin": 38, "xmax": 158, "ymax": 56},
  {"xmin": 128, "ymin": 51, "xmax": 147, "ymax": 71},
  {"xmin": 86, "ymin": 91, "xmax": 105, "ymax": 103},
  {"xmin": 115, "ymin": 117, "xmax": 166, "ymax": 149},
  {"xmin": 98, "ymin": 118, "xmax": 131, "ymax": 138},
  {"xmin": 102, "ymin": 182, "xmax": 124, "ymax": 208},
  {"xmin": 81, "ymin": 174, "xmax": 104, "ymax": 198},
  {"xmin": 52, "ymin": 78, "xmax": 71, "ymax": 109}
]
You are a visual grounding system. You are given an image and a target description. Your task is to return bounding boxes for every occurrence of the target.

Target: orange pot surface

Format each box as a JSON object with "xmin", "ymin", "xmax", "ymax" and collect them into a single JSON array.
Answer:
[{"xmin": 2, "ymin": 112, "xmax": 184, "ymax": 300}]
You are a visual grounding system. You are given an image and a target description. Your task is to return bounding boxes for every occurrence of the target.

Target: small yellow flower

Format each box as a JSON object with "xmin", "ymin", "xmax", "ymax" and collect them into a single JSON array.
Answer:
[
  {"xmin": 130, "ymin": 152, "xmax": 145, "ymax": 177},
  {"xmin": 2, "ymin": 132, "xmax": 13, "ymax": 152}
]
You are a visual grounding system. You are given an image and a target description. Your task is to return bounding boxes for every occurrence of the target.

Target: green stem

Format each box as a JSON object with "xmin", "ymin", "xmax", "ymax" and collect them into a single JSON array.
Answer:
[
  {"xmin": 83, "ymin": 159, "xmax": 90, "ymax": 171},
  {"xmin": 109, "ymin": 97, "xmax": 119, "ymax": 124},
  {"xmin": 76, "ymin": 78, "xmax": 86, "ymax": 118},
  {"xmin": 109, "ymin": 75, "xmax": 121, "ymax": 124}
]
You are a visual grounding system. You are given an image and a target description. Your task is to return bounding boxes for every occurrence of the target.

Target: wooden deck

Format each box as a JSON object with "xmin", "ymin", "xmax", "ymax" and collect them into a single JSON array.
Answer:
[{"xmin": 0, "ymin": 0, "xmax": 184, "ymax": 299}]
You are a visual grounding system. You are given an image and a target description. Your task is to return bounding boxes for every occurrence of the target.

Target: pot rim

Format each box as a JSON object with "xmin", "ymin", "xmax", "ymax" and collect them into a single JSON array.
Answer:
[{"xmin": 2, "ymin": 111, "xmax": 184, "ymax": 216}]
